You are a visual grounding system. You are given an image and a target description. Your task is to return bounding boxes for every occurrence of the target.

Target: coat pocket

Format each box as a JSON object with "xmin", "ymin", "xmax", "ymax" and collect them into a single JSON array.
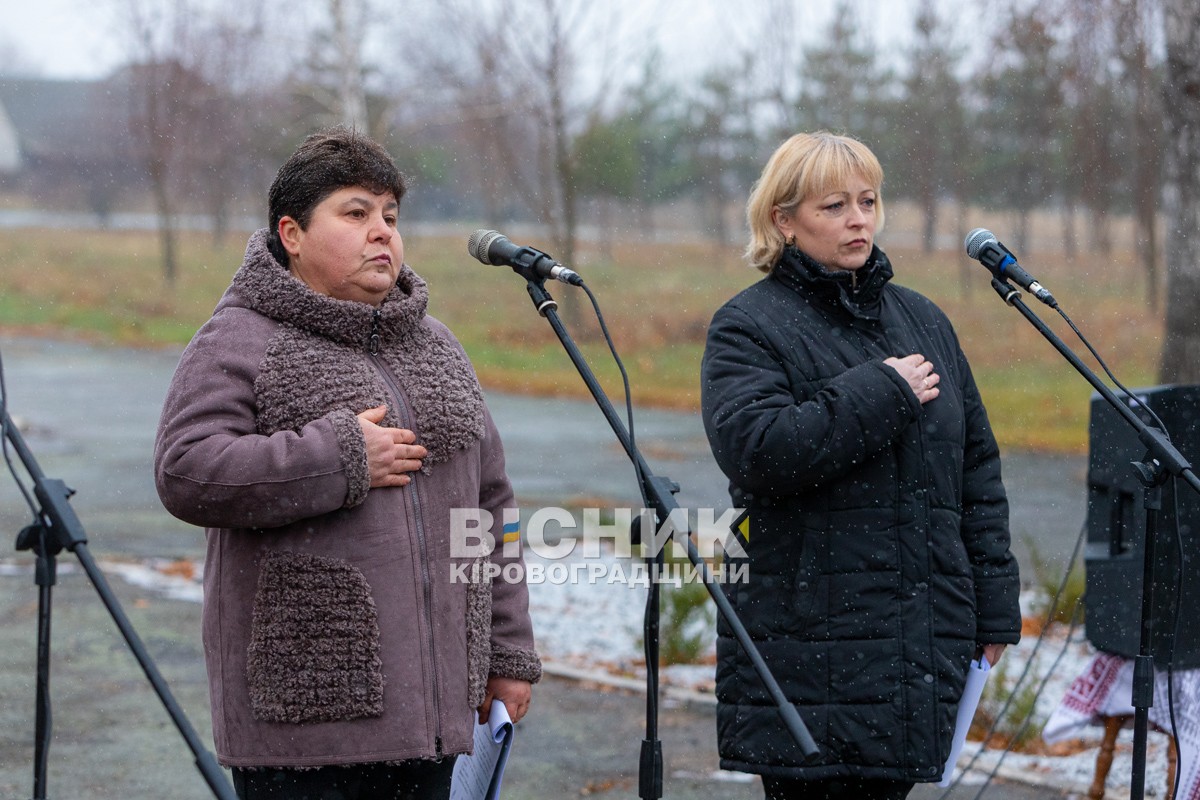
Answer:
[
  {"xmin": 246, "ymin": 550, "xmax": 385, "ymax": 724},
  {"xmin": 790, "ymin": 525, "xmax": 822, "ymax": 637},
  {"xmin": 792, "ymin": 570, "xmax": 822, "ymax": 637}
]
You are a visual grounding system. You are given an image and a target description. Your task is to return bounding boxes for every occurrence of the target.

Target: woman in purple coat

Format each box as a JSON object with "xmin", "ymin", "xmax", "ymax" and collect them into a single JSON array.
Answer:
[{"xmin": 154, "ymin": 127, "xmax": 540, "ymax": 800}]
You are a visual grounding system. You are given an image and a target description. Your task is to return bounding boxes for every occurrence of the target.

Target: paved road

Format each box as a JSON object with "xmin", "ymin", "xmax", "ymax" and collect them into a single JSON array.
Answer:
[
  {"xmin": 0, "ymin": 335, "xmax": 1086, "ymax": 799},
  {"xmin": 0, "ymin": 335, "xmax": 1088, "ymax": 577},
  {"xmin": 0, "ymin": 569, "xmax": 1070, "ymax": 799}
]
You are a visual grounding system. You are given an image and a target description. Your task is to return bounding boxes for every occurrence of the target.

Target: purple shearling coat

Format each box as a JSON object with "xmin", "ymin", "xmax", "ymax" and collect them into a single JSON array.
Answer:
[{"xmin": 154, "ymin": 230, "xmax": 540, "ymax": 769}]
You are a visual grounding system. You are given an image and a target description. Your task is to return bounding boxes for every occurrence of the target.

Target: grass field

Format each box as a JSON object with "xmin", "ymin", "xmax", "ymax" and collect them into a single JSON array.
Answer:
[{"xmin": 0, "ymin": 222, "xmax": 1163, "ymax": 453}]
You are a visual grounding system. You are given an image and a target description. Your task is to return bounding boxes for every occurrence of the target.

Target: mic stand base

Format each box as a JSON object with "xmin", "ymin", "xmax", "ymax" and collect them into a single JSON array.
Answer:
[
  {"xmin": 520, "ymin": 279, "xmax": 818, "ymax": 799},
  {"xmin": 15, "ymin": 522, "xmax": 57, "ymax": 798},
  {"xmin": 6, "ymin": 412, "xmax": 236, "ymax": 800},
  {"xmin": 1130, "ymin": 460, "xmax": 1167, "ymax": 800},
  {"xmin": 987, "ymin": 277, "xmax": 1200, "ymax": 800}
]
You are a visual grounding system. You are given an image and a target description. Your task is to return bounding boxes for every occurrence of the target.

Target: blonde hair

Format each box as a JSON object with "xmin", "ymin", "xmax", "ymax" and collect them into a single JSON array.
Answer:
[{"xmin": 745, "ymin": 132, "xmax": 885, "ymax": 273}]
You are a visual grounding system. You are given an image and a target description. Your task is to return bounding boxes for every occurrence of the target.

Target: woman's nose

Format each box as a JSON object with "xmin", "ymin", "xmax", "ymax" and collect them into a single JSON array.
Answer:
[{"xmin": 371, "ymin": 215, "xmax": 393, "ymax": 241}]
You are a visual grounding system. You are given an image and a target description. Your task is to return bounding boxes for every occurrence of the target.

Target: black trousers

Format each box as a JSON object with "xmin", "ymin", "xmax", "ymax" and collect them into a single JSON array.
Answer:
[
  {"xmin": 762, "ymin": 775, "xmax": 915, "ymax": 800},
  {"xmin": 231, "ymin": 758, "xmax": 457, "ymax": 800}
]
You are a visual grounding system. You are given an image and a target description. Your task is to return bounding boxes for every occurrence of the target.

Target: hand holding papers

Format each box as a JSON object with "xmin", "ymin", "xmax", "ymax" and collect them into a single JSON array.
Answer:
[
  {"xmin": 939, "ymin": 654, "xmax": 991, "ymax": 787},
  {"xmin": 451, "ymin": 701, "xmax": 514, "ymax": 800}
]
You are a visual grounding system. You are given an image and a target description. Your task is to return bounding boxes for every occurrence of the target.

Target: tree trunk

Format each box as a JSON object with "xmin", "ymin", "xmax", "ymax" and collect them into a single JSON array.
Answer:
[
  {"xmin": 1158, "ymin": 0, "xmax": 1200, "ymax": 383},
  {"xmin": 330, "ymin": 0, "xmax": 368, "ymax": 130},
  {"xmin": 1091, "ymin": 207, "xmax": 1112, "ymax": 256},
  {"xmin": 1133, "ymin": 38, "xmax": 1162, "ymax": 310},
  {"xmin": 639, "ymin": 198, "xmax": 655, "ymax": 241},
  {"xmin": 709, "ymin": 190, "xmax": 729, "ymax": 247},
  {"xmin": 1061, "ymin": 201, "xmax": 1076, "ymax": 263},
  {"xmin": 1118, "ymin": 0, "xmax": 1163, "ymax": 311},
  {"xmin": 150, "ymin": 158, "xmax": 179, "ymax": 287},
  {"xmin": 954, "ymin": 196, "xmax": 972, "ymax": 300},
  {"xmin": 1137, "ymin": 198, "xmax": 1161, "ymax": 310},
  {"xmin": 599, "ymin": 197, "xmax": 614, "ymax": 262},
  {"xmin": 1015, "ymin": 208, "xmax": 1031, "ymax": 256},
  {"xmin": 210, "ymin": 192, "xmax": 230, "ymax": 248},
  {"xmin": 921, "ymin": 191, "xmax": 938, "ymax": 254},
  {"xmin": 546, "ymin": 38, "xmax": 582, "ymax": 330}
]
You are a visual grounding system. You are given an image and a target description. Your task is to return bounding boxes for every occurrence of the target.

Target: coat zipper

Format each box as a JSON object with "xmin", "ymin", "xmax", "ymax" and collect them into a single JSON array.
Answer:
[{"xmin": 367, "ymin": 311, "xmax": 444, "ymax": 758}]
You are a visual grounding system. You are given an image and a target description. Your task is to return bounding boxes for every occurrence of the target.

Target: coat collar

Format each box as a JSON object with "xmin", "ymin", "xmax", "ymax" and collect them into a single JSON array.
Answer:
[
  {"xmin": 771, "ymin": 244, "xmax": 893, "ymax": 322},
  {"xmin": 227, "ymin": 228, "xmax": 485, "ymax": 467},
  {"xmin": 232, "ymin": 228, "xmax": 428, "ymax": 347}
]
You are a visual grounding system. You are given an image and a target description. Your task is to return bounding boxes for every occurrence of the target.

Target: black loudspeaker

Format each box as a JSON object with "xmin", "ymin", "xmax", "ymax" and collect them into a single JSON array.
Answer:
[{"xmin": 1084, "ymin": 384, "xmax": 1200, "ymax": 667}]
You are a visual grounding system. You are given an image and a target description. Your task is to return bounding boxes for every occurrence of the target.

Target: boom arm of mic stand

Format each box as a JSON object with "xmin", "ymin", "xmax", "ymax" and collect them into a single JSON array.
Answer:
[
  {"xmin": 988, "ymin": 276, "xmax": 1198, "ymax": 800},
  {"xmin": 3, "ymin": 411, "xmax": 237, "ymax": 800},
  {"xmin": 987, "ymin": 278, "xmax": 1200, "ymax": 496},
  {"xmin": 522, "ymin": 279, "xmax": 819, "ymax": 767}
]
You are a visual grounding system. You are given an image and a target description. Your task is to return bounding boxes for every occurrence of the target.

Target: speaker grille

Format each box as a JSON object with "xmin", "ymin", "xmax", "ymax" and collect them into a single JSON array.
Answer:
[{"xmin": 1084, "ymin": 385, "xmax": 1200, "ymax": 667}]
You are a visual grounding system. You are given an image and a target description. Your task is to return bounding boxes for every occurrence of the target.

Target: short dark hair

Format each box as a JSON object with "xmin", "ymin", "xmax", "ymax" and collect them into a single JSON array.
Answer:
[{"xmin": 267, "ymin": 126, "xmax": 407, "ymax": 264}]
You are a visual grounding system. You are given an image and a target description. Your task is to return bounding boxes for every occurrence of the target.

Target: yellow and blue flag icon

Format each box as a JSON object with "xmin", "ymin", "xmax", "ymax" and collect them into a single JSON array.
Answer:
[{"xmin": 502, "ymin": 519, "xmax": 520, "ymax": 545}]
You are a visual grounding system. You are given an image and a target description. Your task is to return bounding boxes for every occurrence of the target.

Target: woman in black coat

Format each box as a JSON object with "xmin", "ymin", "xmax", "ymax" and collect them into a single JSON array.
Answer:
[{"xmin": 701, "ymin": 132, "xmax": 1022, "ymax": 800}]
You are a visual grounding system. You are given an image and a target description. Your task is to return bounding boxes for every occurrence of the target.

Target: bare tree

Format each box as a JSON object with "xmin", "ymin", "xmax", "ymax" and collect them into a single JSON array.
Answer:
[
  {"xmin": 330, "ymin": 0, "xmax": 368, "ymax": 130},
  {"xmin": 115, "ymin": 0, "xmax": 267, "ymax": 283},
  {"xmin": 1059, "ymin": 0, "xmax": 1120, "ymax": 258},
  {"xmin": 684, "ymin": 60, "xmax": 760, "ymax": 247},
  {"xmin": 184, "ymin": 10, "xmax": 269, "ymax": 245},
  {"xmin": 1158, "ymin": 0, "xmax": 1200, "ymax": 382},
  {"xmin": 403, "ymin": 0, "xmax": 654, "ymax": 324},
  {"xmin": 532, "ymin": 0, "xmax": 581, "ymax": 266},
  {"xmin": 288, "ymin": 0, "xmax": 371, "ymax": 132},
  {"xmin": 795, "ymin": 0, "xmax": 894, "ymax": 146},
  {"xmin": 1116, "ymin": 0, "xmax": 1165, "ymax": 309},
  {"xmin": 902, "ymin": 0, "xmax": 967, "ymax": 256},
  {"xmin": 118, "ymin": 0, "xmax": 196, "ymax": 286},
  {"xmin": 970, "ymin": 6, "xmax": 1063, "ymax": 254},
  {"xmin": 750, "ymin": 0, "xmax": 806, "ymax": 138},
  {"xmin": 395, "ymin": 0, "xmax": 535, "ymax": 229}
]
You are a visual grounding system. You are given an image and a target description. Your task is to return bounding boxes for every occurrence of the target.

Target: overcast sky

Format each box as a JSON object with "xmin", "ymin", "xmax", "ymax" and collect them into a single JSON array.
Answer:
[
  {"xmin": 1, "ymin": 0, "xmax": 125, "ymax": 79},
  {"xmin": 1, "ymin": 0, "xmax": 987, "ymax": 82}
]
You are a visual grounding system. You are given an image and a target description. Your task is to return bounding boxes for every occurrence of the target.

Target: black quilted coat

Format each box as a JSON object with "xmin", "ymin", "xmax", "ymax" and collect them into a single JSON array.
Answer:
[{"xmin": 700, "ymin": 245, "xmax": 1021, "ymax": 782}]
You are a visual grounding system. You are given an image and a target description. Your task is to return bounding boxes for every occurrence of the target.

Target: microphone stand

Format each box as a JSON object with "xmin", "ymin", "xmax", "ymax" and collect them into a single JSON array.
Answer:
[
  {"xmin": 987, "ymin": 277, "xmax": 1200, "ymax": 800},
  {"xmin": 3, "ymin": 407, "xmax": 236, "ymax": 800},
  {"xmin": 517, "ymin": 275, "xmax": 818, "ymax": 799}
]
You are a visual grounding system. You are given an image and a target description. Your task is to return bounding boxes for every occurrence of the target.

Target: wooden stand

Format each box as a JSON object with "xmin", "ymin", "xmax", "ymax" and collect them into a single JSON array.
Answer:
[{"xmin": 1089, "ymin": 714, "xmax": 1178, "ymax": 800}]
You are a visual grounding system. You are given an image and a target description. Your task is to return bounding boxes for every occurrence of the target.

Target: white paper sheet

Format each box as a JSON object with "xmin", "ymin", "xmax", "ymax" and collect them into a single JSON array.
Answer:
[
  {"xmin": 450, "ymin": 702, "xmax": 514, "ymax": 800},
  {"xmin": 939, "ymin": 655, "xmax": 991, "ymax": 787}
]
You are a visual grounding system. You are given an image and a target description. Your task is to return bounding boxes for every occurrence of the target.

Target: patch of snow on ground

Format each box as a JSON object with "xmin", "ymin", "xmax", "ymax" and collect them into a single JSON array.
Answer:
[{"xmin": 2, "ymin": 551, "xmax": 1175, "ymax": 797}]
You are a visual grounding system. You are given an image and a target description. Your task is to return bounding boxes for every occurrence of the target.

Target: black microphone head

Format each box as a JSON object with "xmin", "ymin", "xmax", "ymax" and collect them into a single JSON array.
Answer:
[
  {"xmin": 468, "ymin": 229, "xmax": 507, "ymax": 265},
  {"xmin": 964, "ymin": 228, "xmax": 998, "ymax": 260}
]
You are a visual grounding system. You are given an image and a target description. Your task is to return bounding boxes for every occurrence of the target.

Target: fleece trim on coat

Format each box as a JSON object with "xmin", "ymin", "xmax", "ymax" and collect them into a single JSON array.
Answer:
[{"xmin": 238, "ymin": 229, "xmax": 486, "ymax": 470}]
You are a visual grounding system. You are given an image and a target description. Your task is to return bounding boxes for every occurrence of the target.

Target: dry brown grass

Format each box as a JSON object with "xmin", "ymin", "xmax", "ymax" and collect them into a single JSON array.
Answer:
[{"xmin": 0, "ymin": 215, "xmax": 1164, "ymax": 453}]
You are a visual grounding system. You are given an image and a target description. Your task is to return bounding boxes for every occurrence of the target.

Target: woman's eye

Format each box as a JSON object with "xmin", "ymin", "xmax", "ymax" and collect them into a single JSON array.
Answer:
[{"xmin": 825, "ymin": 202, "xmax": 844, "ymax": 213}]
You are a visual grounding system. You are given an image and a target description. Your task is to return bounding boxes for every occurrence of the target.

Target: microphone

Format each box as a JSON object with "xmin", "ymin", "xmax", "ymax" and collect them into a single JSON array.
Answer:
[
  {"xmin": 964, "ymin": 228, "xmax": 1057, "ymax": 307},
  {"xmin": 467, "ymin": 229, "xmax": 584, "ymax": 286}
]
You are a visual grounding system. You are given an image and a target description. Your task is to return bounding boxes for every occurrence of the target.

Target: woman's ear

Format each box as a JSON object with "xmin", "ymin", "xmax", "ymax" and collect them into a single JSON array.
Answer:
[
  {"xmin": 278, "ymin": 216, "xmax": 302, "ymax": 258},
  {"xmin": 772, "ymin": 206, "xmax": 794, "ymax": 239}
]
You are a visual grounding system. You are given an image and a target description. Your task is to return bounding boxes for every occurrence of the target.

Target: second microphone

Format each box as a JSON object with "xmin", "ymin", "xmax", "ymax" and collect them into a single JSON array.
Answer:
[{"xmin": 467, "ymin": 230, "xmax": 584, "ymax": 286}]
